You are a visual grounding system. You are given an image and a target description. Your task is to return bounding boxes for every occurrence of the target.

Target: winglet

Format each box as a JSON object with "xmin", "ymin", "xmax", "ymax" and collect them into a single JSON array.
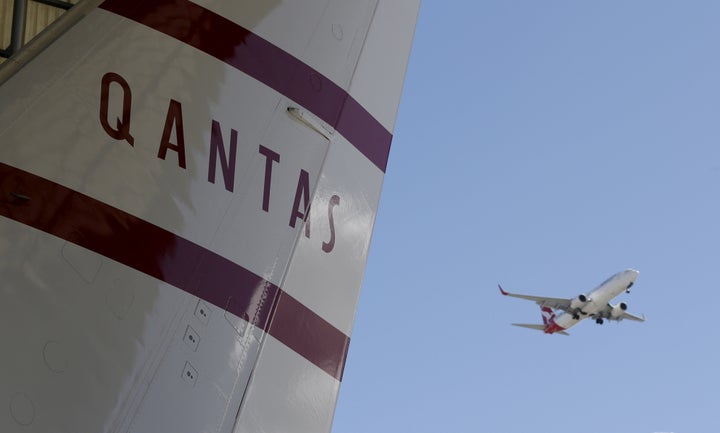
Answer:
[{"xmin": 498, "ymin": 284, "xmax": 509, "ymax": 296}]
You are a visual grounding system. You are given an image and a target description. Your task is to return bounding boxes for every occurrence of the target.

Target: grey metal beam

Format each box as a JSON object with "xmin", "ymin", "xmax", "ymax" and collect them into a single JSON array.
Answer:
[
  {"xmin": 32, "ymin": 0, "xmax": 74, "ymax": 10},
  {"xmin": 1, "ymin": 0, "xmax": 103, "ymax": 84},
  {"xmin": 1, "ymin": 0, "xmax": 77, "ymax": 59},
  {"xmin": 9, "ymin": 0, "xmax": 28, "ymax": 57}
]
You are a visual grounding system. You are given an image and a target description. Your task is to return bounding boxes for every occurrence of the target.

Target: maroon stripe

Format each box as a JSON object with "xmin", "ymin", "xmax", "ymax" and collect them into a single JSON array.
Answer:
[
  {"xmin": 0, "ymin": 163, "xmax": 348, "ymax": 380},
  {"xmin": 270, "ymin": 292, "xmax": 351, "ymax": 381},
  {"xmin": 98, "ymin": 0, "xmax": 392, "ymax": 172}
]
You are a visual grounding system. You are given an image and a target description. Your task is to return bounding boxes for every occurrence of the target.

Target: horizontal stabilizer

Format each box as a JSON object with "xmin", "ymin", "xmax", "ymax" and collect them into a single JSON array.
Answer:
[
  {"xmin": 512, "ymin": 323, "xmax": 545, "ymax": 331},
  {"xmin": 511, "ymin": 323, "xmax": 569, "ymax": 336}
]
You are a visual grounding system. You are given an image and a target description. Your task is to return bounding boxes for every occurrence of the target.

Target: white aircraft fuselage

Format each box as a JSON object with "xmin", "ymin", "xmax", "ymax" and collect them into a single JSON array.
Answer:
[{"xmin": 547, "ymin": 269, "xmax": 639, "ymax": 333}]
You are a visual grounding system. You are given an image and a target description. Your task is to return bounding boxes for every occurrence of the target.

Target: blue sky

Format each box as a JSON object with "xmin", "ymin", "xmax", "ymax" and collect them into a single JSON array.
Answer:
[{"xmin": 334, "ymin": 2, "xmax": 720, "ymax": 433}]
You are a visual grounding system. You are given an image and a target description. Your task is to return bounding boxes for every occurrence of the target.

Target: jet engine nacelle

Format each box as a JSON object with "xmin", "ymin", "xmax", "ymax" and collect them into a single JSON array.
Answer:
[
  {"xmin": 610, "ymin": 302, "xmax": 628, "ymax": 318},
  {"xmin": 569, "ymin": 294, "xmax": 588, "ymax": 310}
]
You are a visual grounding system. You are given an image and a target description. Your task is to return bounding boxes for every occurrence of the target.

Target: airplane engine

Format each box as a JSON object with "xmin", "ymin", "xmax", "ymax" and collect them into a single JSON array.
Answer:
[
  {"xmin": 610, "ymin": 302, "xmax": 628, "ymax": 318},
  {"xmin": 569, "ymin": 294, "xmax": 588, "ymax": 309}
]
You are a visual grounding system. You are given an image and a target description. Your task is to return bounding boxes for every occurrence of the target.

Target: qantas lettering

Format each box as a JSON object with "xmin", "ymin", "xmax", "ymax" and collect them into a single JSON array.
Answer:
[{"xmin": 99, "ymin": 72, "xmax": 340, "ymax": 253}]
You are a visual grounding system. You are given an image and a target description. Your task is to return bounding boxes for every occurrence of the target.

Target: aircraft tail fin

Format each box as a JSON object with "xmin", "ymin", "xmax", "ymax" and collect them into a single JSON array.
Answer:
[
  {"xmin": 0, "ymin": 1, "xmax": 420, "ymax": 433},
  {"xmin": 540, "ymin": 306, "xmax": 555, "ymax": 325}
]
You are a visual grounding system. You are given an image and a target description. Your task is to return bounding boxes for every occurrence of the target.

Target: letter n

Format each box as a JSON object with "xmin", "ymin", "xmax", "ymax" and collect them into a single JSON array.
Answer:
[{"xmin": 208, "ymin": 120, "xmax": 238, "ymax": 192}]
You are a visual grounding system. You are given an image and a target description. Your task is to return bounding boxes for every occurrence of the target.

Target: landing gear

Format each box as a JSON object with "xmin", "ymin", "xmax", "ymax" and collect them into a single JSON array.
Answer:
[
  {"xmin": 626, "ymin": 282, "xmax": 633, "ymax": 294},
  {"xmin": 595, "ymin": 318, "xmax": 604, "ymax": 325},
  {"xmin": 572, "ymin": 314, "xmax": 580, "ymax": 320}
]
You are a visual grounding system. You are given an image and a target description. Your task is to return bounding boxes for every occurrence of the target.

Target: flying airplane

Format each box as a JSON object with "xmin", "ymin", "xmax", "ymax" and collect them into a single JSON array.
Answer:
[
  {"xmin": 499, "ymin": 269, "xmax": 645, "ymax": 335},
  {"xmin": 0, "ymin": 1, "xmax": 419, "ymax": 432}
]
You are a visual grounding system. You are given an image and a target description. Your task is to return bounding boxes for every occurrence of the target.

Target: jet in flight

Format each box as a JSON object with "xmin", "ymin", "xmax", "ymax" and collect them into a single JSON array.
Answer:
[{"xmin": 499, "ymin": 269, "xmax": 645, "ymax": 335}]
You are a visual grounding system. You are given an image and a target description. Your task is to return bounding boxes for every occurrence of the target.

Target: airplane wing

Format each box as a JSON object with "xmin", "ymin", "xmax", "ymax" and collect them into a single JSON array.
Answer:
[
  {"xmin": 595, "ymin": 304, "xmax": 646, "ymax": 322},
  {"xmin": 619, "ymin": 311, "xmax": 646, "ymax": 322},
  {"xmin": 498, "ymin": 285, "xmax": 571, "ymax": 311}
]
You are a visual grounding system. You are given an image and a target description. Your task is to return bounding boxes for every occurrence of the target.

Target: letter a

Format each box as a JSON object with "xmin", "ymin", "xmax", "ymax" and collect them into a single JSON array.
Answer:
[
  {"xmin": 157, "ymin": 99, "xmax": 187, "ymax": 169},
  {"xmin": 289, "ymin": 170, "xmax": 310, "ymax": 228}
]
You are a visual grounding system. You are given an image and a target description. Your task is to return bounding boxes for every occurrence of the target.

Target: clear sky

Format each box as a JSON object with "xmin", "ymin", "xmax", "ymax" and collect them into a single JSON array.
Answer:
[{"xmin": 333, "ymin": 2, "xmax": 720, "ymax": 433}]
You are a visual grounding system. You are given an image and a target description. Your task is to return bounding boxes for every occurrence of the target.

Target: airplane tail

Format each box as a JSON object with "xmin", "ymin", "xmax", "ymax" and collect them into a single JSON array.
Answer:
[
  {"xmin": 540, "ymin": 306, "xmax": 555, "ymax": 325},
  {"xmin": 0, "ymin": 1, "xmax": 420, "ymax": 433},
  {"xmin": 512, "ymin": 323, "xmax": 570, "ymax": 336},
  {"xmin": 510, "ymin": 306, "xmax": 570, "ymax": 335}
]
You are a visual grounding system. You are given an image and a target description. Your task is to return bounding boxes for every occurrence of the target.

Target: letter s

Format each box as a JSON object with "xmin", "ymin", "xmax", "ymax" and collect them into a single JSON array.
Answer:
[{"xmin": 322, "ymin": 195, "xmax": 340, "ymax": 253}]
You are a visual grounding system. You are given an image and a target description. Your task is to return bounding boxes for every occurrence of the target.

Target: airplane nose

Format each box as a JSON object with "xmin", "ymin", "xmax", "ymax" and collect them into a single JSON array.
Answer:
[{"xmin": 624, "ymin": 269, "xmax": 639, "ymax": 288}]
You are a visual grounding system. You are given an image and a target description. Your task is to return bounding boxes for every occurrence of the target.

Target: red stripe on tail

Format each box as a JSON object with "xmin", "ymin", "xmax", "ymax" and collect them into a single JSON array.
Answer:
[{"xmin": 540, "ymin": 306, "xmax": 555, "ymax": 326}]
